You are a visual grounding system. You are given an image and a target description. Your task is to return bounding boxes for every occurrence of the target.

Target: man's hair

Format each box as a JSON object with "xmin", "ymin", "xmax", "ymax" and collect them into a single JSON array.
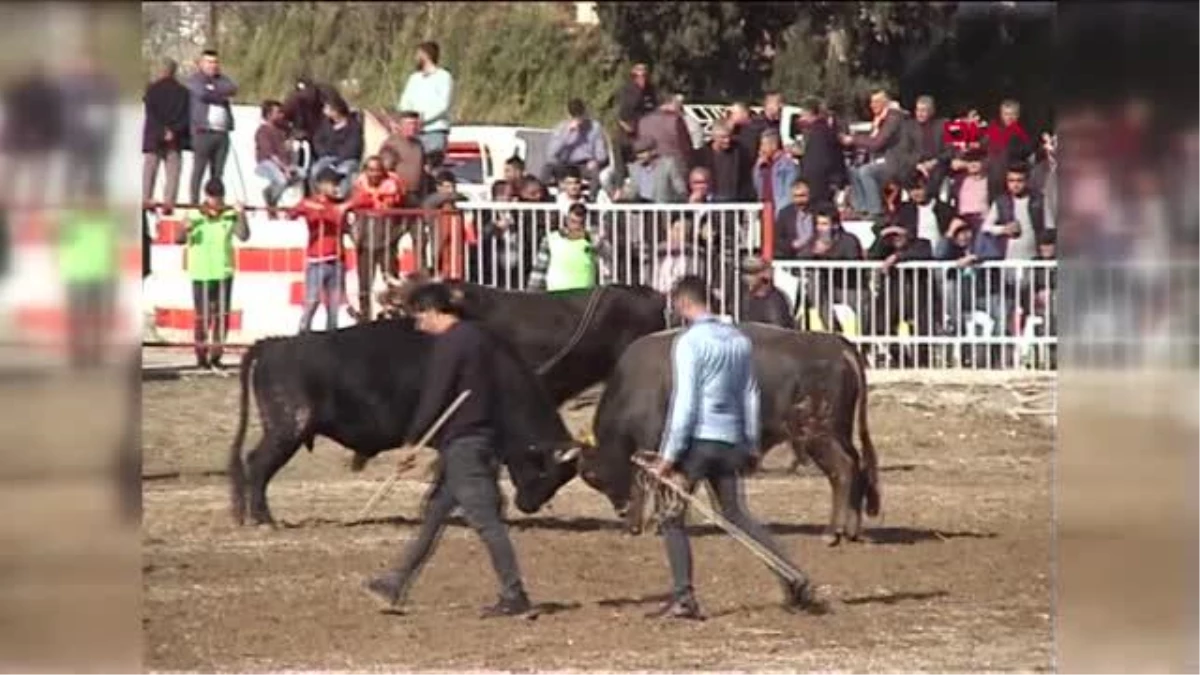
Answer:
[
  {"xmin": 561, "ymin": 165, "xmax": 582, "ymax": 181},
  {"xmin": 398, "ymin": 109, "xmax": 420, "ymax": 121},
  {"xmin": 379, "ymin": 146, "xmax": 398, "ymax": 162},
  {"xmin": 260, "ymin": 99, "xmax": 282, "ymax": 119},
  {"xmin": 505, "ymin": 155, "xmax": 525, "ymax": 170},
  {"xmin": 791, "ymin": 177, "xmax": 810, "ymax": 189},
  {"xmin": 204, "ymin": 178, "xmax": 226, "ymax": 198},
  {"xmin": 670, "ymin": 275, "xmax": 710, "ymax": 307},
  {"xmin": 798, "ymin": 95, "xmax": 822, "ymax": 115},
  {"xmin": 658, "ymin": 90, "xmax": 677, "ymax": 106},
  {"xmin": 1006, "ymin": 162, "xmax": 1030, "ymax": 176},
  {"xmin": 813, "ymin": 205, "xmax": 840, "ymax": 224},
  {"xmin": 407, "ymin": 283, "xmax": 461, "ymax": 317},
  {"xmin": 200, "ymin": 49, "xmax": 219, "ymax": 59},
  {"xmin": 326, "ymin": 96, "xmax": 351, "ymax": 118},
  {"xmin": 870, "ymin": 89, "xmax": 890, "ymax": 100},
  {"xmin": 1000, "ymin": 98, "xmax": 1021, "ymax": 111},
  {"xmin": 916, "ymin": 95, "xmax": 936, "ymax": 109},
  {"xmin": 363, "ymin": 154, "xmax": 383, "ymax": 168},
  {"xmin": 417, "ymin": 41, "xmax": 440, "ymax": 65},
  {"xmin": 760, "ymin": 129, "xmax": 782, "ymax": 146},
  {"xmin": 435, "ymin": 170, "xmax": 456, "ymax": 185},
  {"xmin": 491, "ymin": 180, "xmax": 509, "ymax": 199},
  {"xmin": 161, "ymin": 57, "xmax": 178, "ymax": 76},
  {"xmin": 904, "ymin": 172, "xmax": 928, "ymax": 191},
  {"xmin": 566, "ymin": 98, "xmax": 586, "ymax": 118},
  {"xmin": 763, "ymin": 90, "xmax": 782, "ymax": 101},
  {"xmin": 315, "ymin": 168, "xmax": 341, "ymax": 185},
  {"xmin": 711, "ymin": 121, "xmax": 731, "ymax": 136},
  {"xmin": 567, "ymin": 202, "xmax": 587, "ymax": 219}
]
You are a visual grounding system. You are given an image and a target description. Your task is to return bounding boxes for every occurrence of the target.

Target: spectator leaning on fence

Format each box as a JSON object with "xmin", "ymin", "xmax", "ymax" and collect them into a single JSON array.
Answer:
[
  {"xmin": 869, "ymin": 220, "xmax": 937, "ymax": 366},
  {"xmin": 949, "ymin": 147, "xmax": 991, "ymax": 226},
  {"xmin": 142, "ymin": 57, "xmax": 190, "ymax": 213},
  {"xmin": 545, "ymin": 98, "xmax": 609, "ymax": 187},
  {"xmin": 978, "ymin": 162, "xmax": 1044, "ymax": 263},
  {"xmin": 774, "ymin": 179, "xmax": 815, "ymax": 260},
  {"xmin": 423, "ymin": 171, "xmax": 477, "ymax": 281},
  {"xmin": 347, "ymin": 156, "xmax": 405, "ymax": 320},
  {"xmin": 753, "ymin": 130, "xmax": 799, "ymax": 219},
  {"xmin": 629, "ymin": 137, "xmax": 687, "ymax": 203},
  {"xmin": 398, "ymin": 41, "xmax": 454, "ymax": 166},
  {"xmin": 254, "ymin": 100, "xmax": 303, "ymax": 212},
  {"xmin": 289, "ymin": 168, "xmax": 353, "ymax": 334},
  {"xmin": 185, "ymin": 49, "xmax": 238, "ymax": 207},
  {"xmin": 896, "ymin": 173, "xmax": 955, "ymax": 251},
  {"xmin": 526, "ymin": 202, "xmax": 609, "ymax": 292},
  {"xmin": 694, "ymin": 121, "xmax": 754, "ymax": 202},
  {"xmin": 555, "ymin": 165, "xmax": 589, "ymax": 211},
  {"xmin": 176, "ymin": 178, "xmax": 249, "ymax": 371},
  {"xmin": 794, "ymin": 207, "xmax": 865, "ymax": 333},
  {"xmin": 738, "ymin": 255, "xmax": 795, "ymax": 329},
  {"xmin": 310, "ymin": 95, "xmax": 364, "ymax": 200}
]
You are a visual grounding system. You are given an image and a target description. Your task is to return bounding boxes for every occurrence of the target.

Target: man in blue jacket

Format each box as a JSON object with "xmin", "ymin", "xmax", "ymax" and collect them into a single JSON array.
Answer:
[{"xmin": 646, "ymin": 275, "xmax": 829, "ymax": 620}]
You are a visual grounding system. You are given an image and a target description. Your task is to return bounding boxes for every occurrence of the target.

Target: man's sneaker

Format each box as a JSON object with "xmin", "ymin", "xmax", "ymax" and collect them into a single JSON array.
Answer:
[
  {"xmin": 784, "ymin": 580, "xmax": 832, "ymax": 616},
  {"xmin": 195, "ymin": 354, "xmax": 210, "ymax": 370},
  {"xmin": 361, "ymin": 573, "xmax": 404, "ymax": 611},
  {"xmin": 645, "ymin": 595, "xmax": 705, "ymax": 621},
  {"xmin": 479, "ymin": 592, "xmax": 532, "ymax": 619}
]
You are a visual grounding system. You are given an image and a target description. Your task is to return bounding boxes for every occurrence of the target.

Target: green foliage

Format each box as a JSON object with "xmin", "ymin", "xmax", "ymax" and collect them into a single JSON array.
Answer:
[{"xmin": 190, "ymin": 3, "xmax": 628, "ymax": 127}]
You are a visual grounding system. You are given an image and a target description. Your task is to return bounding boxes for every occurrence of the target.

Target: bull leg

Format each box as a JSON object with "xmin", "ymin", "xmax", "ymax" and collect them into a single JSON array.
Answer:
[
  {"xmin": 802, "ymin": 438, "xmax": 856, "ymax": 547},
  {"xmin": 245, "ymin": 436, "xmax": 302, "ymax": 526},
  {"xmin": 843, "ymin": 451, "xmax": 866, "ymax": 542}
]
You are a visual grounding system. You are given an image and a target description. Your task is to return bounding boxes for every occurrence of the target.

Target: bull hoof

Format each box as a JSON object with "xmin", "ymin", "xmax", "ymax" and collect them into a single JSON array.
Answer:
[{"xmin": 349, "ymin": 455, "xmax": 370, "ymax": 472}]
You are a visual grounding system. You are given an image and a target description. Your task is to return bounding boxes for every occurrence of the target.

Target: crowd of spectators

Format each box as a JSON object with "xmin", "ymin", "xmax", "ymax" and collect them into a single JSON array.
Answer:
[{"xmin": 140, "ymin": 47, "xmax": 1061, "ymax": 367}]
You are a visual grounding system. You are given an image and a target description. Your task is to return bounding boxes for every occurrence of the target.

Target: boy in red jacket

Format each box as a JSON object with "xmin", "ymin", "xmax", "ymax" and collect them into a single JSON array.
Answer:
[{"xmin": 288, "ymin": 168, "xmax": 352, "ymax": 332}]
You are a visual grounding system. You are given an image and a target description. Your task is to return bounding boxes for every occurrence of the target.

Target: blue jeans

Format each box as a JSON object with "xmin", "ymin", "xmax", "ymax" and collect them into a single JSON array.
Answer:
[
  {"xmin": 308, "ymin": 157, "xmax": 359, "ymax": 199},
  {"xmin": 254, "ymin": 161, "xmax": 300, "ymax": 206},
  {"xmin": 299, "ymin": 260, "xmax": 345, "ymax": 333},
  {"xmin": 849, "ymin": 162, "xmax": 887, "ymax": 216},
  {"xmin": 420, "ymin": 130, "xmax": 449, "ymax": 165}
]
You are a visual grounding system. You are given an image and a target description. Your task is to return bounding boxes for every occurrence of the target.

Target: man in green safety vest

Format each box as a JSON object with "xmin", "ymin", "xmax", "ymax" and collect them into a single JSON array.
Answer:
[
  {"xmin": 525, "ymin": 202, "xmax": 610, "ymax": 292},
  {"xmin": 58, "ymin": 190, "xmax": 120, "ymax": 370},
  {"xmin": 176, "ymin": 178, "xmax": 249, "ymax": 370}
]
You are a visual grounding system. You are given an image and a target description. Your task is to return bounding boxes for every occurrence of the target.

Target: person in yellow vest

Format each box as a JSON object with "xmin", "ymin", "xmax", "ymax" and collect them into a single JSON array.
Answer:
[
  {"xmin": 525, "ymin": 202, "xmax": 610, "ymax": 292},
  {"xmin": 176, "ymin": 178, "xmax": 249, "ymax": 371},
  {"xmin": 57, "ymin": 190, "xmax": 119, "ymax": 370}
]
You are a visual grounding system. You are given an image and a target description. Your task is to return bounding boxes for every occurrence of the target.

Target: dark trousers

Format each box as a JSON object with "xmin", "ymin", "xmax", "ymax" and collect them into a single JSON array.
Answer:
[
  {"xmin": 389, "ymin": 435, "xmax": 525, "ymax": 603},
  {"xmin": 352, "ymin": 216, "xmax": 401, "ymax": 320},
  {"xmin": 190, "ymin": 131, "xmax": 231, "ymax": 205},
  {"xmin": 661, "ymin": 440, "xmax": 809, "ymax": 602},
  {"xmin": 65, "ymin": 280, "xmax": 115, "ymax": 370},
  {"xmin": 192, "ymin": 277, "xmax": 233, "ymax": 363},
  {"xmin": 143, "ymin": 148, "xmax": 182, "ymax": 206}
]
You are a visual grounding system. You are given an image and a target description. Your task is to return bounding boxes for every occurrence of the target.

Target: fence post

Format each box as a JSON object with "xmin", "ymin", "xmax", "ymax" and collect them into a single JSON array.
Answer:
[{"xmin": 761, "ymin": 202, "xmax": 775, "ymax": 261}]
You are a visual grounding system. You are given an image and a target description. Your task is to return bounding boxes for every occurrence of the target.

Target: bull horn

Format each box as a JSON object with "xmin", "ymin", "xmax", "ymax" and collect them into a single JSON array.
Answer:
[{"xmin": 556, "ymin": 447, "xmax": 582, "ymax": 463}]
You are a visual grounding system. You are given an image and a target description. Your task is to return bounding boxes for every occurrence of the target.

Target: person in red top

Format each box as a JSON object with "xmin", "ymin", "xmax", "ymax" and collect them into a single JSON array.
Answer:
[
  {"xmin": 288, "ymin": 167, "xmax": 352, "ymax": 333},
  {"xmin": 346, "ymin": 155, "xmax": 406, "ymax": 321},
  {"xmin": 421, "ymin": 171, "xmax": 477, "ymax": 280}
]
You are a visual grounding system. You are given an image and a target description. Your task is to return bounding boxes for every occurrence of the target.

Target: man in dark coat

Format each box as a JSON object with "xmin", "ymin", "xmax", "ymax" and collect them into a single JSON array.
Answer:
[{"xmin": 142, "ymin": 57, "xmax": 191, "ymax": 212}]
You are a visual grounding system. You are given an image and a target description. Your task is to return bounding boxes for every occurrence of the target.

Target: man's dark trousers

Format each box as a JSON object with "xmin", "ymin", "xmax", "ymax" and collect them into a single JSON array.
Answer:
[
  {"xmin": 389, "ymin": 434, "xmax": 525, "ymax": 603},
  {"xmin": 190, "ymin": 130, "xmax": 231, "ymax": 204},
  {"xmin": 660, "ymin": 440, "xmax": 810, "ymax": 601}
]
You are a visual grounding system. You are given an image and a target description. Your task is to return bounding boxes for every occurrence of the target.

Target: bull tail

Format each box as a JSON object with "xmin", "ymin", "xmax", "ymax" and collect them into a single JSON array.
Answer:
[
  {"xmin": 229, "ymin": 341, "xmax": 261, "ymax": 525},
  {"xmin": 843, "ymin": 346, "xmax": 881, "ymax": 517}
]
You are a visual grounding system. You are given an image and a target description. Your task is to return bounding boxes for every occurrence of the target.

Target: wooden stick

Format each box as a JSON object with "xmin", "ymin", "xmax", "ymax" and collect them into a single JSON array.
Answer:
[
  {"xmin": 631, "ymin": 455, "xmax": 806, "ymax": 585},
  {"xmin": 349, "ymin": 390, "xmax": 472, "ymax": 525}
]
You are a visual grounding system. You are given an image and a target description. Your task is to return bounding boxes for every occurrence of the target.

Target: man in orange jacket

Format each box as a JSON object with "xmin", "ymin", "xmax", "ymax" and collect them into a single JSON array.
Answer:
[{"xmin": 347, "ymin": 155, "xmax": 406, "ymax": 320}]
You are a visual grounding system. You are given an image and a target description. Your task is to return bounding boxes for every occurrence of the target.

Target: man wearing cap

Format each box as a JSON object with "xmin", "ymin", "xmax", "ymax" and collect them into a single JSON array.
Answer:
[{"xmin": 738, "ymin": 256, "xmax": 795, "ymax": 329}]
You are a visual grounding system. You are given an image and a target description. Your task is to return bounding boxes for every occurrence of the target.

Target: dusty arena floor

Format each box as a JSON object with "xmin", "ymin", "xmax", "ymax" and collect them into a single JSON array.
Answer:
[{"xmin": 142, "ymin": 373, "xmax": 1054, "ymax": 672}]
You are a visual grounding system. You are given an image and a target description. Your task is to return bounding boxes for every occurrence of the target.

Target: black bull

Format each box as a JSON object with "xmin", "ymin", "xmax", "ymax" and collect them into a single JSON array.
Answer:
[
  {"xmin": 566, "ymin": 323, "xmax": 881, "ymax": 544},
  {"xmin": 228, "ymin": 318, "xmax": 583, "ymax": 525},
  {"xmin": 228, "ymin": 284, "xmax": 666, "ymax": 525}
]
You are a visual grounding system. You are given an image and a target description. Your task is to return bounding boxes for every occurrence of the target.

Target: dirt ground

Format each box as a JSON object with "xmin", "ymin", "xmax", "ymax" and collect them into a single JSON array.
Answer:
[{"xmin": 142, "ymin": 374, "xmax": 1054, "ymax": 673}]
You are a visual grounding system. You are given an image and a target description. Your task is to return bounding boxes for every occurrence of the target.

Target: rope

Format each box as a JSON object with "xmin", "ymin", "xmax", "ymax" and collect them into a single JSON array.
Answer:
[{"xmin": 534, "ymin": 286, "xmax": 608, "ymax": 376}]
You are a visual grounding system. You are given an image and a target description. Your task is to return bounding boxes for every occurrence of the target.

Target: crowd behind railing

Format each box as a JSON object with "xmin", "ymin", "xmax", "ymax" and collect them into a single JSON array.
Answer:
[{"xmin": 132, "ymin": 44, "xmax": 1073, "ymax": 372}]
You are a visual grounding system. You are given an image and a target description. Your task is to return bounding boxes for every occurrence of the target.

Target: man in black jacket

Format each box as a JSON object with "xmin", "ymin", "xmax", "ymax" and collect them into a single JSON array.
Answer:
[
  {"xmin": 737, "ymin": 256, "xmax": 794, "ymax": 328},
  {"xmin": 615, "ymin": 63, "xmax": 658, "ymax": 174},
  {"xmin": 792, "ymin": 98, "xmax": 844, "ymax": 206},
  {"xmin": 894, "ymin": 175, "xmax": 955, "ymax": 248},
  {"xmin": 310, "ymin": 96, "xmax": 364, "ymax": 199},
  {"xmin": 142, "ymin": 58, "xmax": 190, "ymax": 212},
  {"xmin": 907, "ymin": 96, "xmax": 954, "ymax": 199},
  {"xmin": 868, "ymin": 225, "xmax": 937, "ymax": 366},
  {"xmin": 693, "ymin": 121, "xmax": 753, "ymax": 202},
  {"xmin": 774, "ymin": 179, "xmax": 815, "ymax": 260},
  {"xmin": 364, "ymin": 283, "xmax": 533, "ymax": 618},
  {"xmin": 794, "ymin": 207, "xmax": 865, "ymax": 333}
]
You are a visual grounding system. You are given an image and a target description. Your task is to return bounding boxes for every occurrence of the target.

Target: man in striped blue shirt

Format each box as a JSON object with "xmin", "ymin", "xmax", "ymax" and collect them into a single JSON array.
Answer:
[{"xmin": 648, "ymin": 275, "xmax": 829, "ymax": 620}]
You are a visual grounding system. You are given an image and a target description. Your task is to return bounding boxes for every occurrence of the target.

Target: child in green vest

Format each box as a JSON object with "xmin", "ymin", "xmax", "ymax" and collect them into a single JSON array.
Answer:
[
  {"xmin": 58, "ymin": 190, "xmax": 119, "ymax": 370},
  {"xmin": 525, "ymin": 202, "xmax": 609, "ymax": 292},
  {"xmin": 177, "ymin": 179, "xmax": 249, "ymax": 370}
]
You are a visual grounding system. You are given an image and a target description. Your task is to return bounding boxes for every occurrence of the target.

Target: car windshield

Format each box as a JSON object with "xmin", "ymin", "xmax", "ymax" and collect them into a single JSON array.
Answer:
[{"xmin": 443, "ymin": 156, "xmax": 484, "ymax": 185}]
